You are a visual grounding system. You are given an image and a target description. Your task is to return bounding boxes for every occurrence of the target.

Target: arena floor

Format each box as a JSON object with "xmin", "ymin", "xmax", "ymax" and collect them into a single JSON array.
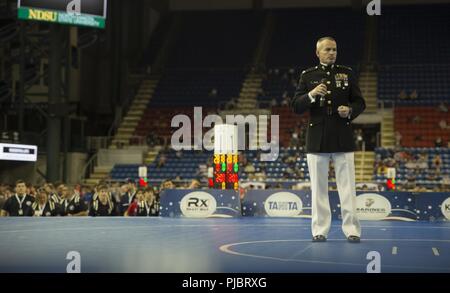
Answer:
[{"xmin": 0, "ymin": 217, "xmax": 449, "ymax": 273}]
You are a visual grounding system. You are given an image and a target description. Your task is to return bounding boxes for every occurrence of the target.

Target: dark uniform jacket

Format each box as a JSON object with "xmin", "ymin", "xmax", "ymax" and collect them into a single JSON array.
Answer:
[
  {"xmin": 1, "ymin": 194, "xmax": 35, "ymax": 216},
  {"xmin": 89, "ymin": 199, "xmax": 117, "ymax": 217},
  {"xmin": 60, "ymin": 194, "xmax": 87, "ymax": 216},
  {"xmin": 32, "ymin": 201, "xmax": 59, "ymax": 216},
  {"xmin": 290, "ymin": 64, "xmax": 366, "ymax": 153}
]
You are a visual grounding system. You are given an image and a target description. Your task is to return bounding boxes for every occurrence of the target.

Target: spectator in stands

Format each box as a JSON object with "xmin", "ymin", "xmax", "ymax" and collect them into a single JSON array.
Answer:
[
  {"xmin": 398, "ymin": 90, "xmax": 408, "ymax": 100},
  {"xmin": 354, "ymin": 129, "xmax": 364, "ymax": 151},
  {"xmin": 1, "ymin": 180, "xmax": 35, "ymax": 217},
  {"xmin": 432, "ymin": 154, "xmax": 442, "ymax": 175},
  {"xmin": 244, "ymin": 163, "xmax": 255, "ymax": 173},
  {"xmin": 437, "ymin": 102, "xmax": 448, "ymax": 113},
  {"xmin": 144, "ymin": 187, "xmax": 159, "ymax": 216},
  {"xmin": 32, "ymin": 189, "xmax": 59, "ymax": 217},
  {"xmin": 409, "ymin": 89, "xmax": 418, "ymax": 99},
  {"xmin": 209, "ymin": 88, "xmax": 218, "ymax": 97},
  {"xmin": 435, "ymin": 137, "xmax": 443, "ymax": 147},
  {"xmin": 411, "ymin": 115, "xmax": 422, "ymax": 124},
  {"xmin": 271, "ymin": 98, "xmax": 278, "ymax": 107},
  {"xmin": 188, "ymin": 179, "xmax": 201, "ymax": 189},
  {"xmin": 290, "ymin": 131, "xmax": 300, "ymax": 148},
  {"xmin": 157, "ymin": 154, "xmax": 167, "ymax": 168},
  {"xmin": 89, "ymin": 185, "xmax": 117, "ymax": 217},
  {"xmin": 290, "ymin": 36, "xmax": 365, "ymax": 242},
  {"xmin": 395, "ymin": 131, "xmax": 402, "ymax": 148},
  {"xmin": 161, "ymin": 179, "xmax": 175, "ymax": 191},
  {"xmin": 438, "ymin": 119, "xmax": 450, "ymax": 130}
]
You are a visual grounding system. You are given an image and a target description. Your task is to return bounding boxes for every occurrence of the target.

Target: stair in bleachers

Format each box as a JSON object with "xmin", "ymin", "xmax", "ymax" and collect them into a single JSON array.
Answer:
[
  {"xmin": 381, "ymin": 109, "xmax": 395, "ymax": 148},
  {"xmin": 83, "ymin": 166, "xmax": 112, "ymax": 187},
  {"xmin": 237, "ymin": 72, "xmax": 263, "ymax": 110},
  {"xmin": 110, "ymin": 76, "xmax": 160, "ymax": 148},
  {"xmin": 355, "ymin": 151, "xmax": 375, "ymax": 182},
  {"xmin": 358, "ymin": 67, "xmax": 377, "ymax": 113}
]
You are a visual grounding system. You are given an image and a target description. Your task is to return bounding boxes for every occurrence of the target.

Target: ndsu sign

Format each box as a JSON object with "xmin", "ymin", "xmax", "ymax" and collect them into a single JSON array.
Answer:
[{"xmin": 18, "ymin": 0, "xmax": 107, "ymax": 29}]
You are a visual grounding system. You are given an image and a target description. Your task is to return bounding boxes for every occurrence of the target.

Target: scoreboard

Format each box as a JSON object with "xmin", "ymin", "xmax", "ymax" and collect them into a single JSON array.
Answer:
[
  {"xmin": 213, "ymin": 125, "xmax": 239, "ymax": 190},
  {"xmin": 213, "ymin": 153, "xmax": 239, "ymax": 190}
]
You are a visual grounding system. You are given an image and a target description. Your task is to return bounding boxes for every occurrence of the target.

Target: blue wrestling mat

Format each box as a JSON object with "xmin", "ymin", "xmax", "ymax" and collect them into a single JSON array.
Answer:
[{"xmin": 0, "ymin": 217, "xmax": 449, "ymax": 273}]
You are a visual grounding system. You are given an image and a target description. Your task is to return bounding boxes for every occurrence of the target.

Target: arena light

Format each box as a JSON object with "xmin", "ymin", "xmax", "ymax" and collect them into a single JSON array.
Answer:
[{"xmin": 0, "ymin": 143, "xmax": 37, "ymax": 162}]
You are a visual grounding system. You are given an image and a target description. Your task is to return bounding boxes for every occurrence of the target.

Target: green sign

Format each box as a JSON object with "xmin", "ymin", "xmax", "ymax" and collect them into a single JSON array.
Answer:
[{"xmin": 17, "ymin": 0, "xmax": 106, "ymax": 29}]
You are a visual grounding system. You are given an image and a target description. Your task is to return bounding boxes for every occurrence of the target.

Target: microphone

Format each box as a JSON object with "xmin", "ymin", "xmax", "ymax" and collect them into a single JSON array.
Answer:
[{"xmin": 319, "ymin": 78, "xmax": 328, "ymax": 107}]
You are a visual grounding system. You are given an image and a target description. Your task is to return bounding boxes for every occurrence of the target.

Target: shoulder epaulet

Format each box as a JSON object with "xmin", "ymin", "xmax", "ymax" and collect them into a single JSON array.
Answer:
[
  {"xmin": 336, "ymin": 65, "xmax": 353, "ymax": 71},
  {"xmin": 301, "ymin": 66, "xmax": 319, "ymax": 75}
]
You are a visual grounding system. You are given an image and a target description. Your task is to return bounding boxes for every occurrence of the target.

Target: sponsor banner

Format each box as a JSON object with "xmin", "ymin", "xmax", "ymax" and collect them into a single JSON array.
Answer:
[
  {"xmin": 414, "ymin": 192, "xmax": 450, "ymax": 221},
  {"xmin": 356, "ymin": 193, "xmax": 392, "ymax": 220},
  {"xmin": 242, "ymin": 190, "xmax": 311, "ymax": 218},
  {"xmin": 242, "ymin": 190, "xmax": 420, "ymax": 221},
  {"xmin": 159, "ymin": 189, "xmax": 241, "ymax": 218},
  {"xmin": 159, "ymin": 189, "xmax": 449, "ymax": 221}
]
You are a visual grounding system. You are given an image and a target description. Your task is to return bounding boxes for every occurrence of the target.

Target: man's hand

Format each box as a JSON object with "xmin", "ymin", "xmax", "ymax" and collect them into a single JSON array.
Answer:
[
  {"xmin": 338, "ymin": 105, "xmax": 351, "ymax": 118},
  {"xmin": 309, "ymin": 84, "xmax": 327, "ymax": 98}
]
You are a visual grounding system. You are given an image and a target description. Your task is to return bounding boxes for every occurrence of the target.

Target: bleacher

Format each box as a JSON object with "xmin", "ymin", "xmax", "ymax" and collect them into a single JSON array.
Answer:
[
  {"xmin": 394, "ymin": 106, "xmax": 449, "ymax": 147},
  {"xmin": 377, "ymin": 5, "xmax": 450, "ymax": 104},
  {"xmin": 167, "ymin": 10, "xmax": 263, "ymax": 68},
  {"xmin": 373, "ymin": 147, "xmax": 450, "ymax": 187},
  {"xmin": 110, "ymin": 150, "xmax": 210, "ymax": 181},
  {"xmin": 267, "ymin": 8, "xmax": 365, "ymax": 68},
  {"xmin": 378, "ymin": 5, "xmax": 450, "ymax": 65},
  {"xmin": 149, "ymin": 68, "xmax": 245, "ymax": 107},
  {"xmin": 378, "ymin": 65, "xmax": 450, "ymax": 104}
]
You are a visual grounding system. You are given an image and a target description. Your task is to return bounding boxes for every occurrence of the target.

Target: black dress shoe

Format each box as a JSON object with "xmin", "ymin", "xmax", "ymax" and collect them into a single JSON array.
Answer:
[
  {"xmin": 347, "ymin": 235, "xmax": 360, "ymax": 243},
  {"xmin": 312, "ymin": 235, "xmax": 327, "ymax": 242}
]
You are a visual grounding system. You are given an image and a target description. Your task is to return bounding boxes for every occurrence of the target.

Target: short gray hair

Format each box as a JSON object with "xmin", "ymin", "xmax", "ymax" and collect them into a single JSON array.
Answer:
[{"xmin": 316, "ymin": 37, "xmax": 336, "ymax": 50}]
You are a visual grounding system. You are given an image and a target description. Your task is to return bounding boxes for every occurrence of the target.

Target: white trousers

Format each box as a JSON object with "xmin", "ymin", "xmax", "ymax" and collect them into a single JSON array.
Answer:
[{"xmin": 306, "ymin": 152, "xmax": 361, "ymax": 238}]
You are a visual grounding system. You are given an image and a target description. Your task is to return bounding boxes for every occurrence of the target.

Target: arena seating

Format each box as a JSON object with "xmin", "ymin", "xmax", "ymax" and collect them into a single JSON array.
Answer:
[
  {"xmin": 378, "ymin": 5, "xmax": 450, "ymax": 65},
  {"xmin": 167, "ymin": 10, "xmax": 263, "ymax": 68},
  {"xmin": 377, "ymin": 5, "xmax": 450, "ymax": 104},
  {"xmin": 394, "ymin": 106, "xmax": 450, "ymax": 147},
  {"xmin": 267, "ymin": 8, "xmax": 364, "ymax": 68},
  {"xmin": 373, "ymin": 147, "xmax": 450, "ymax": 187},
  {"xmin": 149, "ymin": 68, "xmax": 245, "ymax": 107},
  {"xmin": 378, "ymin": 65, "xmax": 450, "ymax": 103}
]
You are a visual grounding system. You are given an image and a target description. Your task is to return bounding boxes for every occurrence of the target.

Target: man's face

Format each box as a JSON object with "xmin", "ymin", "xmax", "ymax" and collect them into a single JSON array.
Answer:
[
  {"xmin": 316, "ymin": 40, "xmax": 337, "ymax": 65},
  {"xmin": 163, "ymin": 181, "xmax": 175, "ymax": 189},
  {"xmin": 15, "ymin": 183, "xmax": 26, "ymax": 195}
]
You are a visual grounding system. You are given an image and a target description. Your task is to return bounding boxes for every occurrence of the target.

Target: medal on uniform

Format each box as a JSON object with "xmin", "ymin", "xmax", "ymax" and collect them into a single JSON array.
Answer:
[{"xmin": 15, "ymin": 194, "xmax": 26, "ymax": 216}]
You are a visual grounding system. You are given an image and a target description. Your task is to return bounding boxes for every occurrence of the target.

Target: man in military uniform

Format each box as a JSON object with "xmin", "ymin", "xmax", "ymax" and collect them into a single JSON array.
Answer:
[{"xmin": 290, "ymin": 37, "xmax": 365, "ymax": 243}]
